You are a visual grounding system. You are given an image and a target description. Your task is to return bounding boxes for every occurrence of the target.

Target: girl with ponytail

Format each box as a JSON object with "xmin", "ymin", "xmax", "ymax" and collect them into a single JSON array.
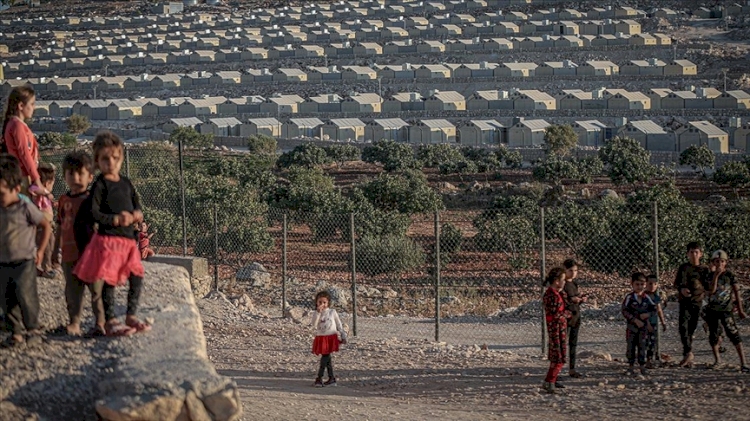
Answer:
[{"xmin": 2, "ymin": 86, "xmax": 46, "ymax": 195}]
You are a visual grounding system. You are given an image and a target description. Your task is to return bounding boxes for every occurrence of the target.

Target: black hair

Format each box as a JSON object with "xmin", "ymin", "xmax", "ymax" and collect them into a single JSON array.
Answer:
[
  {"xmin": 0, "ymin": 154, "xmax": 24, "ymax": 190},
  {"xmin": 62, "ymin": 149, "xmax": 95, "ymax": 176},
  {"xmin": 563, "ymin": 258, "xmax": 578, "ymax": 269},
  {"xmin": 686, "ymin": 241, "xmax": 702, "ymax": 252},
  {"xmin": 631, "ymin": 272, "xmax": 646, "ymax": 283},
  {"xmin": 38, "ymin": 163, "xmax": 55, "ymax": 184},
  {"xmin": 92, "ymin": 130, "xmax": 124, "ymax": 163},
  {"xmin": 315, "ymin": 290, "xmax": 331, "ymax": 303},
  {"xmin": 646, "ymin": 274, "xmax": 658, "ymax": 282},
  {"xmin": 545, "ymin": 267, "xmax": 565, "ymax": 286}
]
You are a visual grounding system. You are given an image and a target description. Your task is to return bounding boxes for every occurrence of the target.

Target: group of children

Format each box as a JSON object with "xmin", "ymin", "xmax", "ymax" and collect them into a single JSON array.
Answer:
[
  {"xmin": 542, "ymin": 244, "xmax": 749, "ymax": 394},
  {"xmin": 1, "ymin": 86, "xmax": 154, "ymax": 347}
]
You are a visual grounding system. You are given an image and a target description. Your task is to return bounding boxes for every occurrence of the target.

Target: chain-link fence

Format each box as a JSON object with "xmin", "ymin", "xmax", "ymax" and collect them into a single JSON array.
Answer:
[{"xmin": 38, "ymin": 146, "xmax": 747, "ymax": 351}]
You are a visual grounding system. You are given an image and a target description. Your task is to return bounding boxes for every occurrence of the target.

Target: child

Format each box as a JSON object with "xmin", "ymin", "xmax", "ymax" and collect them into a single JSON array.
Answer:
[
  {"xmin": 673, "ymin": 241, "xmax": 710, "ymax": 367},
  {"xmin": 622, "ymin": 272, "xmax": 656, "ymax": 375},
  {"xmin": 311, "ymin": 290, "xmax": 347, "ymax": 387},
  {"xmin": 138, "ymin": 222, "xmax": 156, "ymax": 260},
  {"xmin": 73, "ymin": 131, "xmax": 150, "ymax": 337},
  {"xmin": 55, "ymin": 150, "xmax": 105, "ymax": 337},
  {"xmin": 562, "ymin": 259, "xmax": 586, "ymax": 379},
  {"xmin": 543, "ymin": 267, "xmax": 569, "ymax": 394},
  {"xmin": 1, "ymin": 86, "xmax": 48, "ymax": 196},
  {"xmin": 704, "ymin": 250, "xmax": 749, "ymax": 372},
  {"xmin": 32, "ymin": 163, "xmax": 57, "ymax": 278},
  {"xmin": 0, "ymin": 154, "xmax": 52, "ymax": 348},
  {"xmin": 645, "ymin": 274, "xmax": 667, "ymax": 368}
]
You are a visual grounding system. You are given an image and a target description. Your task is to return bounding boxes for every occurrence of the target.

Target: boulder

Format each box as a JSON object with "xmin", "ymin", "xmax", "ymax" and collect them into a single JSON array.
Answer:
[
  {"xmin": 705, "ymin": 194, "xmax": 727, "ymax": 204},
  {"xmin": 96, "ymin": 263, "xmax": 242, "ymax": 421},
  {"xmin": 580, "ymin": 188, "xmax": 592, "ymax": 199},
  {"xmin": 235, "ymin": 263, "xmax": 271, "ymax": 288},
  {"xmin": 382, "ymin": 288, "xmax": 398, "ymax": 299},
  {"xmin": 599, "ymin": 189, "xmax": 619, "ymax": 200},
  {"xmin": 283, "ymin": 306, "xmax": 307, "ymax": 324},
  {"xmin": 577, "ymin": 350, "xmax": 612, "ymax": 362},
  {"xmin": 327, "ymin": 285, "xmax": 351, "ymax": 308}
]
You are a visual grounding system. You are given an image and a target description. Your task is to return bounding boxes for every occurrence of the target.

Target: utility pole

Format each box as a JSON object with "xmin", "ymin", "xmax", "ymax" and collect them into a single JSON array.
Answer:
[
  {"xmin": 92, "ymin": 85, "xmax": 97, "ymax": 100},
  {"xmin": 378, "ymin": 77, "xmax": 382, "ymax": 103},
  {"xmin": 722, "ymin": 68, "xmax": 729, "ymax": 92}
]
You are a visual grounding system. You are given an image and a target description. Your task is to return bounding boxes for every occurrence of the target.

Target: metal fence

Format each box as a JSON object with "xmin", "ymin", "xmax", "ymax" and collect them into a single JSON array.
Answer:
[{"xmin": 40, "ymin": 145, "xmax": 734, "ymax": 352}]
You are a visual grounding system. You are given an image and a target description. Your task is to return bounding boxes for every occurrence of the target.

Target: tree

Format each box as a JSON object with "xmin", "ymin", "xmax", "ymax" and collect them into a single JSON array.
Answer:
[
  {"xmin": 66, "ymin": 114, "xmax": 91, "ymax": 135},
  {"xmin": 360, "ymin": 169, "xmax": 443, "ymax": 214},
  {"xmin": 543, "ymin": 125, "xmax": 578, "ymax": 157},
  {"xmin": 169, "ymin": 126, "xmax": 214, "ymax": 149},
  {"xmin": 417, "ymin": 144, "xmax": 464, "ymax": 168},
  {"xmin": 679, "ymin": 144, "xmax": 715, "ymax": 177},
  {"xmin": 362, "ymin": 139, "xmax": 417, "ymax": 171},
  {"xmin": 267, "ymin": 166, "xmax": 340, "ymax": 215},
  {"xmin": 532, "ymin": 156, "xmax": 578, "ymax": 185},
  {"xmin": 497, "ymin": 146, "xmax": 523, "ymax": 169},
  {"xmin": 714, "ymin": 161, "xmax": 750, "ymax": 198},
  {"xmin": 247, "ymin": 134, "xmax": 277, "ymax": 156},
  {"xmin": 598, "ymin": 136, "xmax": 655, "ymax": 185},
  {"xmin": 575, "ymin": 155, "xmax": 604, "ymax": 184},
  {"xmin": 276, "ymin": 143, "xmax": 331, "ymax": 169},
  {"xmin": 37, "ymin": 132, "xmax": 78, "ymax": 148},
  {"xmin": 474, "ymin": 215, "xmax": 537, "ymax": 268},
  {"xmin": 324, "ymin": 144, "xmax": 361, "ymax": 167}
]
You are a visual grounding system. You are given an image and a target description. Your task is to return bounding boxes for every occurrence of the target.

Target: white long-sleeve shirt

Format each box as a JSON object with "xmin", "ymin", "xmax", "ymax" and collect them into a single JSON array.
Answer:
[{"xmin": 311, "ymin": 308, "xmax": 345, "ymax": 339}]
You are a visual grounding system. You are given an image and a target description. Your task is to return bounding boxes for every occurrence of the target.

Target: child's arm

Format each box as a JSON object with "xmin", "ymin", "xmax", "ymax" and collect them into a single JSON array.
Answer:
[
  {"xmin": 35, "ymin": 218, "xmax": 52, "ymax": 266},
  {"xmin": 332, "ymin": 309, "xmax": 347, "ymax": 343},
  {"xmin": 657, "ymin": 303, "xmax": 666, "ymax": 330},
  {"xmin": 621, "ymin": 295, "xmax": 644, "ymax": 328},
  {"xmin": 311, "ymin": 309, "xmax": 322, "ymax": 328},
  {"xmin": 52, "ymin": 200, "xmax": 63, "ymax": 265}
]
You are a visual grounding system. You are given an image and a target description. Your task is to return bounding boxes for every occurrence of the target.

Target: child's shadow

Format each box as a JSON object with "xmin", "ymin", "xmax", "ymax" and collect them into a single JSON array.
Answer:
[{"xmin": 5, "ymin": 371, "xmax": 100, "ymax": 421}]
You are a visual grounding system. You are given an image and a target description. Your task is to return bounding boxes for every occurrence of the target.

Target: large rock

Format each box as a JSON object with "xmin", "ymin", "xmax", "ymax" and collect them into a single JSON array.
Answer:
[
  {"xmin": 96, "ymin": 263, "xmax": 242, "ymax": 421},
  {"xmin": 599, "ymin": 189, "xmax": 619, "ymax": 200},
  {"xmin": 327, "ymin": 285, "xmax": 351, "ymax": 308},
  {"xmin": 235, "ymin": 263, "xmax": 271, "ymax": 288}
]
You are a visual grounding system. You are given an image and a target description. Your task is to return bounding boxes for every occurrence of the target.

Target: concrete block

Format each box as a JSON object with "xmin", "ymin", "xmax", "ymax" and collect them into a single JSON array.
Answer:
[{"xmin": 150, "ymin": 255, "xmax": 208, "ymax": 279}]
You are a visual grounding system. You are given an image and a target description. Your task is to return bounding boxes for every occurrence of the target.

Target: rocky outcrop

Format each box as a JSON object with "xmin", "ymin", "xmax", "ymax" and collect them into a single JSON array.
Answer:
[{"xmin": 96, "ymin": 263, "xmax": 242, "ymax": 421}]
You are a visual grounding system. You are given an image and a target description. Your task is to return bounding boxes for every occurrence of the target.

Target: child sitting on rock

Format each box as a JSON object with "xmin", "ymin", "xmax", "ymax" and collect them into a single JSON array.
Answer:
[{"xmin": 311, "ymin": 290, "xmax": 347, "ymax": 387}]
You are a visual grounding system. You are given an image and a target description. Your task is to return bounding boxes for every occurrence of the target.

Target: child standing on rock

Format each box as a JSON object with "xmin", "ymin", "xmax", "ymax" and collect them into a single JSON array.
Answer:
[
  {"xmin": 73, "ymin": 131, "xmax": 150, "ymax": 337},
  {"xmin": 56, "ymin": 150, "xmax": 105, "ymax": 337},
  {"xmin": 0, "ymin": 155, "xmax": 52, "ymax": 348},
  {"xmin": 311, "ymin": 290, "xmax": 347, "ymax": 387},
  {"xmin": 543, "ymin": 267, "xmax": 569, "ymax": 394}
]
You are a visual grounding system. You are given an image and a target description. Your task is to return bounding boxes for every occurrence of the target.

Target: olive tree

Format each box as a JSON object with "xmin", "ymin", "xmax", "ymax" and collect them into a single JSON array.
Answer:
[{"xmin": 679, "ymin": 144, "xmax": 715, "ymax": 177}]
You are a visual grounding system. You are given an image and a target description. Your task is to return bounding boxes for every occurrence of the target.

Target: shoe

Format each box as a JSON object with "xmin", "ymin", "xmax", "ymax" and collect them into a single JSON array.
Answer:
[
  {"xmin": 625, "ymin": 368, "xmax": 635, "ymax": 376},
  {"xmin": 554, "ymin": 382, "xmax": 565, "ymax": 389},
  {"xmin": 640, "ymin": 366, "xmax": 648, "ymax": 376},
  {"xmin": 645, "ymin": 361, "xmax": 655, "ymax": 369},
  {"xmin": 542, "ymin": 381, "xmax": 556, "ymax": 394},
  {"xmin": 313, "ymin": 377, "xmax": 323, "ymax": 387},
  {"xmin": 678, "ymin": 353, "xmax": 694, "ymax": 368},
  {"xmin": 324, "ymin": 377, "xmax": 337, "ymax": 387},
  {"xmin": 741, "ymin": 366, "xmax": 750, "ymax": 373},
  {"xmin": 569, "ymin": 371, "xmax": 582, "ymax": 378}
]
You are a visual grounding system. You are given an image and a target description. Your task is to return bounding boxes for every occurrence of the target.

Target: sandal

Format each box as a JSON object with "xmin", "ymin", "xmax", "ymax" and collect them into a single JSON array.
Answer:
[
  {"xmin": 106, "ymin": 323, "xmax": 136, "ymax": 337},
  {"xmin": 126, "ymin": 319, "xmax": 152, "ymax": 333}
]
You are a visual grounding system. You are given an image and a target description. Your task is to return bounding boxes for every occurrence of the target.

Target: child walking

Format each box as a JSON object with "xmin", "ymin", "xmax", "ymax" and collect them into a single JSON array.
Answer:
[
  {"xmin": 704, "ymin": 250, "xmax": 749, "ymax": 372},
  {"xmin": 32, "ymin": 163, "xmax": 57, "ymax": 278},
  {"xmin": 311, "ymin": 290, "xmax": 347, "ymax": 387},
  {"xmin": 55, "ymin": 150, "xmax": 105, "ymax": 337},
  {"xmin": 645, "ymin": 274, "xmax": 667, "ymax": 368},
  {"xmin": 73, "ymin": 131, "xmax": 150, "ymax": 337},
  {"xmin": 543, "ymin": 267, "xmax": 569, "ymax": 394},
  {"xmin": 0, "ymin": 155, "xmax": 52, "ymax": 348},
  {"xmin": 622, "ymin": 272, "xmax": 656, "ymax": 375}
]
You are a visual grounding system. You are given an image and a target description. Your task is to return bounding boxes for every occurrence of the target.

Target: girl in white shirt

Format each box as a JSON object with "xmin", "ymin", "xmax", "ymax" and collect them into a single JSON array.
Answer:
[{"xmin": 311, "ymin": 291, "xmax": 347, "ymax": 387}]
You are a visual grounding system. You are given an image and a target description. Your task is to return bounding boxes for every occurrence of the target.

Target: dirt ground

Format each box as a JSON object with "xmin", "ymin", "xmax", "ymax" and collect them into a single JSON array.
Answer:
[{"xmin": 199, "ymin": 294, "xmax": 750, "ymax": 421}]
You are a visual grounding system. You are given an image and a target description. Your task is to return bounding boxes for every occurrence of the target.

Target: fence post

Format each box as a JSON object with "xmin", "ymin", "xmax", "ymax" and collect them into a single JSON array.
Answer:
[
  {"xmin": 652, "ymin": 201, "xmax": 660, "ymax": 361},
  {"xmin": 434, "ymin": 210, "xmax": 441, "ymax": 343},
  {"xmin": 178, "ymin": 140, "xmax": 187, "ymax": 256},
  {"xmin": 124, "ymin": 145, "xmax": 130, "ymax": 178},
  {"xmin": 213, "ymin": 203, "xmax": 219, "ymax": 292},
  {"xmin": 282, "ymin": 213, "xmax": 288, "ymax": 317},
  {"xmin": 540, "ymin": 206, "xmax": 548, "ymax": 356},
  {"xmin": 350, "ymin": 213, "xmax": 357, "ymax": 337}
]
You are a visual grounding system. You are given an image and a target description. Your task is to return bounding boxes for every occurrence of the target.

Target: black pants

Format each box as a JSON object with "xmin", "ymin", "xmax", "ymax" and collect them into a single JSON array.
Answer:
[
  {"xmin": 679, "ymin": 301, "xmax": 702, "ymax": 356},
  {"xmin": 0, "ymin": 260, "xmax": 40, "ymax": 335},
  {"xmin": 705, "ymin": 309, "xmax": 742, "ymax": 347},
  {"xmin": 102, "ymin": 275, "xmax": 144, "ymax": 321},
  {"xmin": 318, "ymin": 354, "xmax": 334, "ymax": 379},
  {"xmin": 567, "ymin": 324, "xmax": 580, "ymax": 370}
]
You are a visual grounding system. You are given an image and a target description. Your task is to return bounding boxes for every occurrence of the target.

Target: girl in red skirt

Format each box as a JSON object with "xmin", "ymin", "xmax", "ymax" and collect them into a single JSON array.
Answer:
[
  {"xmin": 543, "ymin": 267, "xmax": 570, "ymax": 394},
  {"xmin": 73, "ymin": 131, "xmax": 149, "ymax": 337},
  {"xmin": 311, "ymin": 291, "xmax": 347, "ymax": 387}
]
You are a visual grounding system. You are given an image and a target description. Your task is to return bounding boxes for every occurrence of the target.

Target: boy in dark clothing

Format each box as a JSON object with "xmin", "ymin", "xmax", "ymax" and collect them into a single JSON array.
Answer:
[
  {"xmin": 674, "ymin": 241, "xmax": 710, "ymax": 368},
  {"xmin": 563, "ymin": 259, "xmax": 587, "ymax": 378},
  {"xmin": 0, "ymin": 155, "xmax": 52, "ymax": 348},
  {"xmin": 704, "ymin": 250, "xmax": 749, "ymax": 372},
  {"xmin": 645, "ymin": 274, "xmax": 667, "ymax": 368},
  {"xmin": 622, "ymin": 272, "xmax": 656, "ymax": 375}
]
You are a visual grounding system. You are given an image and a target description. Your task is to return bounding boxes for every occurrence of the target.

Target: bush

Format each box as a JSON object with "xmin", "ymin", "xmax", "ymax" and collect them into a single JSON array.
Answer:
[
  {"xmin": 355, "ymin": 235, "xmax": 426, "ymax": 276},
  {"xmin": 141, "ymin": 205, "xmax": 185, "ymax": 247},
  {"xmin": 362, "ymin": 139, "xmax": 417, "ymax": 171},
  {"xmin": 360, "ymin": 169, "xmax": 443, "ymax": 214},
  {"xmin": 473, "ymin": 215, "xmax": 536, "ymax": 268},
  {"xmin": 599, "ymin": 136, "xmax": 655, "ymax": 185},
  {"xmin": 532, "ymin": 156, "xmax": 578, "ymax": 185},
  {"xmin": 438, "ymin": 159, "xmax": 478, "ymax": 175},
  {"xmin": 37, "ymin": 132, "xmax": 78, "ymax": 148},
  {"xmin": 714, "ymin": 161, "xmax": 750, "ymax": 197},
  {"xmin": 701, "ymin": 201, "xmax": 750, "ymax": 260},
  {"xmin": 417, "ymin": 144, "xmax": 464, "ymax": 168},
  {"xmin": 268, "ymin": 166, "xmax": 341, "ymax": 215},
  {"xmin": 498, "ymin": 146, "xmax": 523, "ymax": 169},
  {"xmin": 169, "ymin": 126, "xmax": 214, "ymax": 149},
  {"xmin": 247, "ymin": 134, "xmax": 278, "ymax": 156},
  {"xmin": 324, "ymin": 144, "xmax": 361, "ymax": 166},
  {"xmin": 66, "ymin": 114, "xmax": 91, "ymax": 135},
  {"xmin": 575, "ymin": 155, "xmax": 604, "ymax": 184},
  {"xmin": 474, "ymin": 194, "xmax": 539, "ymax": 229},
  {"xmin": 277, "ymin": 143, "xmax": 331, "ymax": 169}
]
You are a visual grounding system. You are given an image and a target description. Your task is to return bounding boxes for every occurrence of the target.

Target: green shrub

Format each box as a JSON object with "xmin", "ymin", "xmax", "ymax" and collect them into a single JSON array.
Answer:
[
  {"xmin": 360, "ymin": 169, "xmax": 443, "ymax": 214},
  {"xmin": 355, "ymin": 235, "xmax": 426, "ymax": 276},
  {"xmin": 38, "ymin": 132, "xmax": 78, "ymax": 148},
  {"xmin": 277, "ymin": 143, "xmax": 331, "ymax": 169},
  {"xmin": 169, "ymin": 126, "xmax": 214, "ymax": 149},
  {"xmin": 362, "ymin": 139, "xmax": 417, "ymax": 171}
]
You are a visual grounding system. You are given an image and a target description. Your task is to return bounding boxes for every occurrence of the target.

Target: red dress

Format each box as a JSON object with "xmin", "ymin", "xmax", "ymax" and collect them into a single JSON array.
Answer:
[
  {"xmin": 74, "ymin": 233, "xmax": 144, "ymax": 287},
  {"xmin": 544, "ymin": 286, "xmax": 568, "ymax": 364}
]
